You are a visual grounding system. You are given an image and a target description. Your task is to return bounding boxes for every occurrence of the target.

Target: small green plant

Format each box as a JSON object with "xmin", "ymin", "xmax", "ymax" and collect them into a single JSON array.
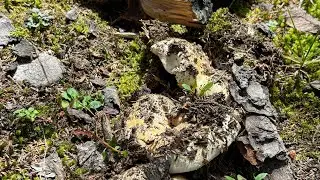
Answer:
[
  {"xmin": 281, "ymin": 10, "xmax": 320, "ymax": 88},
  {"xmin": 182, "ymin": 81, "xmax": 214, "ymax": 96},
  {"xmin": 14, "ymin": 107, "xmax": 39, "ymax": 122},
  {"xmin": 199, "ymin": 82, "xmax": 214, "ymax": 96},
  {"xmin": 181, "ymin": 83, "xmax": 195, "ymax": 94},
  {"xmin": 25, "ymin": 8, "xmax": 53, "ymax": 30},
  {"xmin": 225, "ymin": 173, "xmax": 268, "ymax": 180},
  {"xmin": 61, "ymin": 88, "xmax": 104, "ymax": 113}
]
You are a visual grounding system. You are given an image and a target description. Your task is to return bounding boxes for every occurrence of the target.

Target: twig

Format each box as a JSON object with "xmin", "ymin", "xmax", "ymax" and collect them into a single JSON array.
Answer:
[{"xmin": 7, "ymin": 75, "xmax": 23, "ymax": 91}]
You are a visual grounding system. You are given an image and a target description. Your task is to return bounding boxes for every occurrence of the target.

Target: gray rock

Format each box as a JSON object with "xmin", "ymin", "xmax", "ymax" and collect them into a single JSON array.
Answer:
[
  {"xmin": 13, "ymin": 52, "xmax": 65, "ymax": 87},
  {"xmin": 231, "ymin": 64, "xmax": 254, "ymax": 89},
  {"xmin": 230, "ymin": 64, "xmax": 278, "ymax": 118},
  {"xmin": 0, "ymin": 14, "xmax": 14, "ymax": 46},
  {"xmin": 268, "ymin": 164, "xmax": 294, "ymax": 180},
  {"xmin": 230, "ymin": 81, "xmax": 277, "ymax": 117},
  {"xmin": 76, "ymin": 141, "xmax": 106, "ymax": 171},
  {"xmin": 67, "ymin": 108, "xmax": 93, "ymax": 123},
  {"xmin": 246, "ymin": 81, "xmax": 268, "ymax": 107},
  {"xmin": 284, "ymin": 7, "xmax": 320, "ymax": 34},
  {"xmin": 103, "ymin": 86, "xmax": 120, "ymax": 114},
  {"xmin": 257, "ymin": 3, "xmax": 274, "ymax": 11},
  {"xmin": 31, "ymin": 152, "xmax": 65, "ymax": 180},
  {"xmin": 238, "ymin": 116, "xmax": 287, "ymax": 162},
  {"xmin": 12, "ymin": 39, "xmax": 38, "ymax": 61},
  {"xmin": 66, "ymin": 7, "xmax": 78, "ymax": 21}
]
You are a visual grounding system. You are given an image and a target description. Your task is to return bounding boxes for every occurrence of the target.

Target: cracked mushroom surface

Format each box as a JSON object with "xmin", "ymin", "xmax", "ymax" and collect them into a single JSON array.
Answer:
[{"xmin": 123, "ymin": 93, "xmax": 242, "ymax": 174}]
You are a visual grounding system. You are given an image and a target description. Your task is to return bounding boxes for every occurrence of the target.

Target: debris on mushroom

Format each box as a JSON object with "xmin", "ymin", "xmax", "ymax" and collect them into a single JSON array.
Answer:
[
  {"xmin": 123, "ymin": 93, "xmax": 242, "ymax": 174},
  {"xmin": 151, "ymin": 38, "xmax": 229, "ymax": 97}
]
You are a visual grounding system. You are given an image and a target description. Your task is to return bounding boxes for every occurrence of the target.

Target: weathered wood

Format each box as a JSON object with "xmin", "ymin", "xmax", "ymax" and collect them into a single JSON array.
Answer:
[{"xmin": 139, "ymin": 0, "xmax": 213, "ymax": 27}]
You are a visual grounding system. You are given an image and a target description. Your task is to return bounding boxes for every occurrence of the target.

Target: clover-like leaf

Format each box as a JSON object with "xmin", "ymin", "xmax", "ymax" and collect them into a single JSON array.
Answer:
[
  {"xmin": 61, "ymin": 100, "xmax": 70, "ymax": 109},
  {"xmin": 254, "ymin": 173, "xmax": 268, "ymax": 180},
  {"xmin": 67, "ymin": 88, "xmax": 79, "ymax": 99},
  {"xmin": 89, "ymin": 100, "xmax": 102, "ymax": 110}
]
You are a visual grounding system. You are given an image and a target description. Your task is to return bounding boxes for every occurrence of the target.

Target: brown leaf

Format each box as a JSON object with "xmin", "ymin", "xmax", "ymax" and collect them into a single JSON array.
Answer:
[
  {"xmin": 289, "ymin": 150, "xmax": 296, "ymax": 160},
  {"xmin": 237, "ymin": 142, "xmax": 259, "ymax": 166}
]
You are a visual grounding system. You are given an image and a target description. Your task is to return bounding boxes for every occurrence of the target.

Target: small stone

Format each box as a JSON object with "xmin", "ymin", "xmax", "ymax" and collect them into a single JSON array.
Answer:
[
  {"xmin": 12, "ymin": 39, "xmax": 38, "ymax": 62},
  {"xmin": 66, "ymin": 7, "xmax": 78, "ymax": 21},
  {"xmin": 13, "ymin": 52, "xmax": 65, "ymax": 87},
  {"xmin": 91, "ymin": 77, "xmax": 105, "ymax": 87},
  {"xmin": 103, "ymin": 86, "xmax": 121, "ymax": 113},
  {"xmin": 77, "ymin": 141, "xmax": 106, "ymax": 171},
  {"xmin": 0, "ymin": 14, "xmax": 14, "ymax": 46},
  {"xmin": 31, "ymin": 152, "xmax": 65, "ymax": 180},
  {"xmin": 67, "ymin": 108, "xmax": 93, "ymax": 123},
  {"xmin": 73, "ymin": 58, "xmax": 91, "ymax": 70}
]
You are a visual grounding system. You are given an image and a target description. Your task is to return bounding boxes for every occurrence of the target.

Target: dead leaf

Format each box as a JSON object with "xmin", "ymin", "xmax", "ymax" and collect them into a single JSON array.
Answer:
[{"xmin": 237, "ymin": 142, "xmax": 259, "ymax": 166}]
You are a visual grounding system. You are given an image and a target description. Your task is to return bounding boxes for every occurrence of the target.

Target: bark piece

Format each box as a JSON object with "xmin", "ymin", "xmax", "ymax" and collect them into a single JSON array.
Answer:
[
  {"xmin": 285, "ymin": 7, "xmax": 320, "ymax": 34},
  {"xmin": 140, "ymin": 0, "xmax": 213, "ymax": 27}
]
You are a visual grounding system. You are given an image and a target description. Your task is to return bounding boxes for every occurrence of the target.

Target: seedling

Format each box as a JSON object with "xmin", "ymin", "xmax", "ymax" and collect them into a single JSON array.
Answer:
[
  {"xmin": 60, "ymin": 88, "xmax": 104, "ymax": 114},
  {"xmin": 25, "ymin": 8, "xmax": 53, "ymax": 30},
  {"xmin": 14, "ymin": 107, "xmax": 39, "ymax": 122},
  {"xmin": 182, "ymin": 81, "xmax": 214, "ymax": 96},
  {"xmin": 225, "ymin": 173, "xmax": 268, "ymax": 180},
  {"xmin": 199, "ymin": 82, "xmax": 214, "ymax": 96}
]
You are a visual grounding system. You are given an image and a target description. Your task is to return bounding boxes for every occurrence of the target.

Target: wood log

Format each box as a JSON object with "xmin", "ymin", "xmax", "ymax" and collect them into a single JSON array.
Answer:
[{"xmin": 139, "ymin": 0, "xmax": 213, "ymax": 27}]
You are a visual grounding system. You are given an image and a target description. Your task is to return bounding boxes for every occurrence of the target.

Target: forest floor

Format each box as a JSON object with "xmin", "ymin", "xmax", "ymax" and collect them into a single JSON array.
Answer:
[{"xmin": 0, "ymin": 0, "xmax": 319, "ymax": 179}]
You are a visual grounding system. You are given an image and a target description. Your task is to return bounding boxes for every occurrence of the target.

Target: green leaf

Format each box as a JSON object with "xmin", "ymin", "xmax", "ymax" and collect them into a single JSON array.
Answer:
[
  {"xmin": 72, "ymin": 100, "xmax": 83, "ymax": 110},
  {"xmin": 200, "ymin": 82, "xmax": 214, "ymax": 96},
  {"xmin": 67, "ymin": 88, "xmax": 79, "ymax": 99},
  {"xmin": 237, "ymin": 174, "xmax": 246, "ymax": 180},
  {"xmin": 82, "ymin": 96, "xmax": 92, "ymax": 107},
  {"xmin": 304, "ymin": 58, "xmax": 320, "ymax": 66},
  {"xmin": 89, "ymin": 101, "xmax": 102, "ymax": 110},
  {"xmin": 224, "ymin": 176, "xmax": 236, "ymax": 180},
  {"xmin": 122, "ymin": 150, "xmax": 129, "ymax": 158},
  {"xmin": 61, "ymin": 100, "xmax": 70, "ymax": 109},
  {"xmin": 254, "ymin": 173, "xmax": 268, "ymax": 180},
  {"xmin": 62, "ymin": 91, "xmax": 71, "ymax": 101},
  {"xmin": 182, "ymin": 83, "xmax": 192, "ymax": 92}
]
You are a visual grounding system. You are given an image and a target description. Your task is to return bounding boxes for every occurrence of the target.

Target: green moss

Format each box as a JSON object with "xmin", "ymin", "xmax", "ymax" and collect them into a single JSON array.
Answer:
[
  {"xmin": 10, "ymin": 26, "xmax": 31, "ymax": 38},
  {"xmin": 170, "ymin": 24, "xmax": 188, "ymax": 34},
  {"xmin": 74, "ymin": 167, "xmax": 88, "ymax": 176},
  {"xmin": 57, "ymin": 141, "xmax": 74, "ymax": 157},
  {"xmin": 107, "ymin": 39, "xmax": 147, "ymax": 99},
  {"xmin": 206, "ymin": 8, "xmax": 232, "ymax": 33},
  {"xmin": 70, "ymin": 16, "xmax": 90, "ymax": 35},
  {"xmin": 271, "ymin": 75, "xmax": 320, "ymax": 157},
  {"xmin": 303, "ymin": 0, "xmax": 320, "ymax": 19},
  {"xmin": 229, "ymin": 0, "xmax": 251, "ymax": 17}
]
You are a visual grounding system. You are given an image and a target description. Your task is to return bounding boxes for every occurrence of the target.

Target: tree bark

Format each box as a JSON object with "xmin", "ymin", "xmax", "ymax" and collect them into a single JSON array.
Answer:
[{"xmin": 139, "ymin": 0, "xmax": 213, "ymax": 27}]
